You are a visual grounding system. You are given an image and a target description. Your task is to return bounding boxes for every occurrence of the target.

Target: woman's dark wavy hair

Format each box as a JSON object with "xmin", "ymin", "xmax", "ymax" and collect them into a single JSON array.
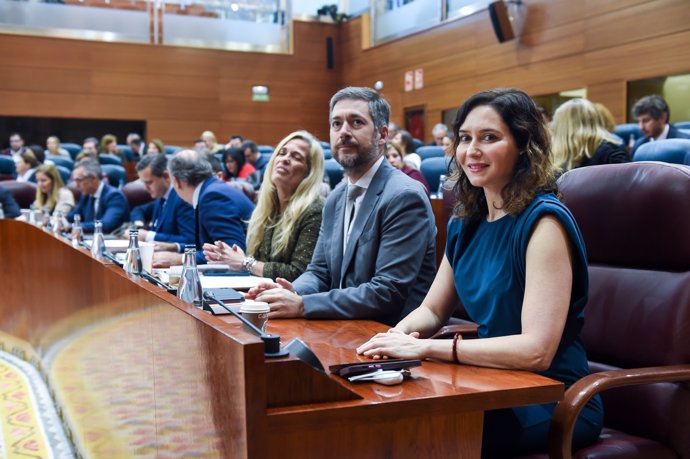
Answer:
[
  {"xmin": 448, "ymin": 88, "xmax": 557, "ymax": 220},
  {"xmin": 222, "ymin": 147, "xmax": 246, "ymax": 180}
]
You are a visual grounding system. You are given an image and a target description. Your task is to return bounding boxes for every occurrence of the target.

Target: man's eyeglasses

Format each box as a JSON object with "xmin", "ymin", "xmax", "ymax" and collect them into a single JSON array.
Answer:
[{"xmin": 73, "ymin": 175, "xmax": 91, "ymax": 183}]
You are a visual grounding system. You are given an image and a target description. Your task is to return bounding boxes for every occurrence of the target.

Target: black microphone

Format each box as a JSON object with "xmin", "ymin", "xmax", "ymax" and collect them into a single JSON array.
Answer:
[
  {"xmin": 139, "ymin": 271, "xmax": 177, "ymax": 294},
  {"xmin": 203, "ymin": 291, "xmax": 288, "ymax": 358},
  {"xmin": 102, "ymin": 250, "xmax": 122, "ymax": 267}
]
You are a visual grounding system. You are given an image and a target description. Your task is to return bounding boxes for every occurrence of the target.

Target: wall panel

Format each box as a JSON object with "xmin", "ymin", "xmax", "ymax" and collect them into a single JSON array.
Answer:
[
  {"xmin": 1, "ymin": 1, "xmax": 689, "ymax": 146},
  {"xmin": 0, "ymin": 21, "xmax": 339, "ymax": 147},
  {"xmin": 340, "ymin": 0, "xmax": 690, "ymax": 136}
]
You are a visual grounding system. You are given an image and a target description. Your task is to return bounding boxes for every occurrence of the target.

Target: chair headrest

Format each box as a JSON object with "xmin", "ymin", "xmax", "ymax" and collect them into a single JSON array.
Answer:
[
  {"xmin": 558, "ymin": 162, "xmax": 690, "ymax": 270},
  {"xmin": 633, "ymin": 138, "xmax": 690, "ymax": 164}
]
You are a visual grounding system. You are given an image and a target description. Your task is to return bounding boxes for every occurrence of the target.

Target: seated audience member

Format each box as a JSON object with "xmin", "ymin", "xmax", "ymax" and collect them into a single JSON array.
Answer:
[
  {"xmin": 222, "ymin": 147, "xmax": 256, "ymax": 195},
  {"xmin": 27, "ymin": 145, "xmax": 46, "ymax": 165},
  {"xmin": 391, "ymin": 129, "xmax": 422, "ymax": 169},
  {"xmin": 129, "ymin": 153, "xmax": 195, "ymax": 249},
  {"xmin": 242, "ymin": 140, "xmax": 269, "ymax": 181},
  {"xmin": 193, "ymin": 139, "xmax": 207, "ymax": 152},
  {"xmin": 631, "ymin": 94, "xmax": 690, "ymax": 154},
  {"xmin": 537, "ymin": 104, "xmax": 552, "ymax": 125},
  {"xmin": 430, "ymin": 122, "xmax": 449, "ymax": 146},
  {"xmin": 387, "ymin": 121, "xmax": 400, "ymax": 140},
  {"xmin": 204, "ymin": 153, "xmax": 225, "ymax": 180},
  {"xmin": 0, "ymin": 184, "xmax": 21, "ymax": 218},
  {"xmin": 44, "ymin": 136, "xmax": 70, "ymax": 160},
  {"xmin": 82, "ymin": 137, "xmax": 100, "ymax": 155},
  {"xmin": 32, "ymin": 164, "xmax": 74, "ymax": 216},
  {"xmin": 551, "ymin": 98, "xmax": 629, "ymax": 171},
  {"xmin": 75, "ymin": 149, "xmax": 98, "ymax": 162},
  {"xmin": 15, "ymin": 151, "xmax": 39, "ymax": 183},
  {"xmin": 2, "ymin": 133, "xmax": 26, "ymax": 157},
  {"xmin": 127, "ymin": 133, "xmax": 146, "ymax": 158},
  {"xmin": 204, "ymin": 130, "xmax": 325, "ymax": 282},
  {"xmin": 66, "ymin": 159, "xmax": 130, "ymax": 233},
  {"xmin": 385, "ymin": 142, "xmax": 430, "ymax": 196},
  {"xmin": 147, "ymin": 139, "xmax": 165, "ymax": 155},
  {"xmin": 153, "ymin": 150, "xmax": 255, "ymax": 266},
  {"xmin": 101, "ymin": 134, "xmax": 124, "ymax": 161},
  {"xmin": 245, "ymin": 87, "xmax": 436, "ymax": 326},
  {"xmin": 201, "ymin": 130, "xmax": 223, "ymax": 153},
  {"xmin": 226, "ymin": 134, "xmax": 244, "ymax": 149},
  {"xmin": 357, "ymin": 88, "xmax": 603, "ymax": 457},
  {"xmin": 593, "ymin": 102, "xmax": 616, "ymax": 134}
]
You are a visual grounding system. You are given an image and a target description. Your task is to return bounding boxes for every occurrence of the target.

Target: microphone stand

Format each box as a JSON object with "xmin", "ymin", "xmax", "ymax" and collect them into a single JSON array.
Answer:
[{"xmin": 203, "ymin": 292, "xmax": 288, "ymax": 358}]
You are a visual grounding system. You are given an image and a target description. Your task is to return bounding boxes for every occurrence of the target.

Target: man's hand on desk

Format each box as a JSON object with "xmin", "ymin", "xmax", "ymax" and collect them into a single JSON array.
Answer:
[
  {"xmin": 152, "ymin": 251, "xmax": 183, "ymax": 269},
  {"xmin": 121, "ymin": 228, "xmax": 149, "ymax": 241},
  {"xmin": 249, "ymin": 277, "xmax": 305, "ymax": 319},
  {"xmin": 154, "ymin": 242, "xmax": 178, "ymax": 252}
]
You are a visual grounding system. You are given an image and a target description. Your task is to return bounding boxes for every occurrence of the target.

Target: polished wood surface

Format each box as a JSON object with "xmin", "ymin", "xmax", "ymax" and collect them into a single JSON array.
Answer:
[{"xmin": 0, "ymin": 220, "xmax": 562, "ymax": 458}]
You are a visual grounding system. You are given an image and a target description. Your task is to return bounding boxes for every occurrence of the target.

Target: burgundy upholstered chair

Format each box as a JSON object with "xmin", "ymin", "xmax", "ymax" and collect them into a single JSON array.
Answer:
[
  {"xmin": 2, "ymin": 180, "xmax": 36, "ymax": 209},
  {"xmin": 122, "ymin": 180, "xmax": 153, "ymax": 210},
  {"xmin": 541, "ymin": 162, "xmax": 690, "ymax": 459}
]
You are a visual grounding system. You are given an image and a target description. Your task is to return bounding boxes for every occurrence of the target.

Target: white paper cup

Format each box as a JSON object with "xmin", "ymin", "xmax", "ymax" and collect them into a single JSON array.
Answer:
[
  {"xmin": 239, "ymin": 300, "xmax": 270, "ymax": 333},
  {"xmin": 139, "ymin": 242, "xmax": 155, "ymax": 273}
]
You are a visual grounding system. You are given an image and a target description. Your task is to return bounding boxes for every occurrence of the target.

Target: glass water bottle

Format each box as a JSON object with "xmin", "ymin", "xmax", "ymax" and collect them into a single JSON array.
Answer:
[
  {"xmin": 72, "ymin": 214, "xmax": 83, "ymax": 249},
  {"xmin": 91, "ymin": 220, "xmax": 107, "ymax": 261},
  {"xmin": 123, "ymin": 228, "xmax": 143, "ymax": 275},
  {"xmin": 177, "ymin": 245, "xmax": 204, "ymax": 309}
]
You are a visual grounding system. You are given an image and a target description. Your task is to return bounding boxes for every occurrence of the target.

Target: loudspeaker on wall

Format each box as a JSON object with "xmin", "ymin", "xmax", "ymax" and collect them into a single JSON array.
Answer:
[
  {"xmin": 488, "ymin": 1, "xmax": 515, "ymax": 43},
  {"xmin": 326, "ymin": 37, "xmax": 334, "ymax": 70}
]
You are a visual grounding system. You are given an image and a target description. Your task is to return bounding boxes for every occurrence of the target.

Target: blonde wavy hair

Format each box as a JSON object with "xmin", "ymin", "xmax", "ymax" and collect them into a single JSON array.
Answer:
[
  {"xmin": 246, "ymin": 131, "xmax": 324, "ymax": 258},
  {"xmin": 34, "ymin": 163, "xmax": 66, "ymax": 212},
  {"xmin": 552, "ymin": 98, "xmax": 616, "ymax": 171}
]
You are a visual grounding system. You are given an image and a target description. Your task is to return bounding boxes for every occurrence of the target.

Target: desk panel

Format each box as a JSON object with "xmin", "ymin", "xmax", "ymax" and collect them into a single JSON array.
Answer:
[{"xmin": 0, "ymin": 220, "xmax": 562, "ymax": 458}]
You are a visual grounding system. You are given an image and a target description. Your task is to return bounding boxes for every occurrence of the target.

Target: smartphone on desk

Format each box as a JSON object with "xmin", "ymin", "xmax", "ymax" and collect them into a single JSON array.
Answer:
[{"xmin": 329, "ymin": 359, "xmax": 421, "ymax": 378}]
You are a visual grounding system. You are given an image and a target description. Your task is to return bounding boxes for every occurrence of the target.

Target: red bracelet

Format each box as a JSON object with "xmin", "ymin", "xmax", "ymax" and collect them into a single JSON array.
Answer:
[{"xmin": 452, "ymin": 332, "xmax": 462, "ymax": 364}]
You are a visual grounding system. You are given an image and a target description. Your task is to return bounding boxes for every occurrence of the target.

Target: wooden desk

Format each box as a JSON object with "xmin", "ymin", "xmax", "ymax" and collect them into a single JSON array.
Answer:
[{"xmin": 0, "ymin": 220, "xmax": 562, "ymax": 458}]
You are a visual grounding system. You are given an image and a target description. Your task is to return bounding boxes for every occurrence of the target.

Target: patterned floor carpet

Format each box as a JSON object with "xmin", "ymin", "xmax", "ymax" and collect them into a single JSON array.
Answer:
[{"xmin": 0, "ymin": 351, "xmax": 74, "ymax": 459}]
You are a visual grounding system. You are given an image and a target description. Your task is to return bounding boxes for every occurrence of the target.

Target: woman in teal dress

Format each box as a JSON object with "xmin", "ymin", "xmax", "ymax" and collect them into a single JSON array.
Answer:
[{"xmin": 358, "ymin": 88, "xmax": 603, "ymax": 457}]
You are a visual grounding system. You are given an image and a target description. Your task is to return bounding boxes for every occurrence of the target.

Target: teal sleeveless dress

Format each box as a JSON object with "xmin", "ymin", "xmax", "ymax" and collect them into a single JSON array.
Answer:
[{"xmin": 446, "ymin": 193, "xmax": 603, "ymax": 457}]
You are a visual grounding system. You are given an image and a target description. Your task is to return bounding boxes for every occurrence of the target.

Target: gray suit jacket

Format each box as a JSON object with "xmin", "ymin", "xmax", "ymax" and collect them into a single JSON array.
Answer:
[{"xmin": 293, "ymin": 159, "xmax": 437, "ymax": 326}]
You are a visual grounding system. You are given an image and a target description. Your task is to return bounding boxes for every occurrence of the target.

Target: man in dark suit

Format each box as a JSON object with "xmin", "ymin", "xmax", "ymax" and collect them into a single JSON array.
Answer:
[
  {"xmin": 631, "ymin": 95, "xmax": 690, "ymax": 155},
  {"xmin": 66, "ymin": 159, "xmax": 130, "ymax": 233},
  {"xmin": 0, "ymin": 184, "xmax": 21, "ymax": 219},
  {"xmin": 247, "ymin": 87, "xmax": 436, "ymax": 326},
  {"xmin": 154, "ymin": 150, "xmax": 255, "ymax": 267},
  {"xmin": 130, "ymin": 153, "xmax": 195, "ymax": 251},
  {"xmin": 1, "ymin": 133, "xmax": 26, "ymax": 157}
]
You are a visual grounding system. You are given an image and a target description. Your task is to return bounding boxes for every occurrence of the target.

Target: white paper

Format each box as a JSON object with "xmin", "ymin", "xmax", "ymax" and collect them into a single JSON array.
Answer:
[{"xmin": 200, "ymin": 274, "xmax": 272, "ymax": 290}]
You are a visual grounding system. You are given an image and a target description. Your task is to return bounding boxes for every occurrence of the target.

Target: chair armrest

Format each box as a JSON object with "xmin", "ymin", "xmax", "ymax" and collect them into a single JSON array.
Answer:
[
  {"xmin": 549, "ymin": 364, "xmax": 690, "ymax": 459},
  {"xmin": 430, "ymin": 321, "xmax": 479, "ymax": 340}
]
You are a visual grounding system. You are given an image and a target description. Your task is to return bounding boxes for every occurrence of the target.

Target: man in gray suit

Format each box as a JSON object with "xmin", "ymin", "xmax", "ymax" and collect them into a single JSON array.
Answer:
[{"xmin": 247, "ymin": 87, "xmax": 436, "ymax": 326}]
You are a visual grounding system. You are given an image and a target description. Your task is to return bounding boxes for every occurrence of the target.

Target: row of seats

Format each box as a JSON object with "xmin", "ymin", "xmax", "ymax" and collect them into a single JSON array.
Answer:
[{"xmin": 3, "ymin": 177, "xmax": 151, "ymax": 212}]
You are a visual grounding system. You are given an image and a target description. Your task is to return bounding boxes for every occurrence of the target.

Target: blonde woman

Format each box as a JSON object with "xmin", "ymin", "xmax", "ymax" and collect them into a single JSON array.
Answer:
[
  {"xmin": 204, "ymin": 131, "xmax": 324, "ymax": 281},
  {"xmin": 45, "ymin": 136, "xmax": 71, "ymax": 159},
  {"xmin": 33, "ymin": 163, "xmax": 74, "ymax": 215},
  {"xmin": 551, "ymin": 98, "xmax": 629, "ymax": 171},
  {"xmin": 200, "ymin": 130, "xmax": 222, "ymax": 153}
]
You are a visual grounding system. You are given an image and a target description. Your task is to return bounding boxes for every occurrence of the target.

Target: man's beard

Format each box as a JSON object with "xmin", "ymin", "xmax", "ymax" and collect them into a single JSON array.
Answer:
[{"xmin": 334, "ymin": 132, "xmax": 380, "ymax": 172}]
